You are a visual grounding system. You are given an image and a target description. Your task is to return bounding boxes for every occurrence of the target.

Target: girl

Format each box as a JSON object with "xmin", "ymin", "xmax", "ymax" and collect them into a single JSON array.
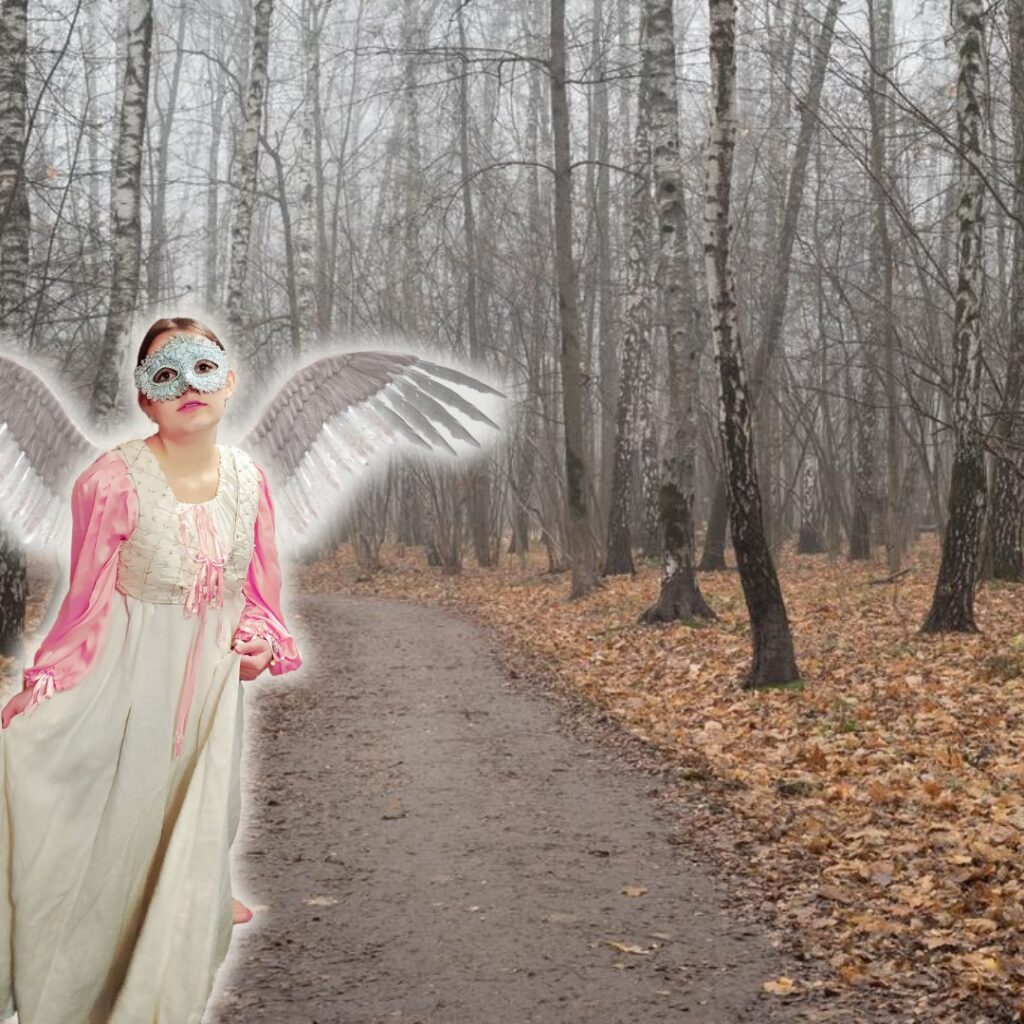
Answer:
[{"xmin": 0, "ymin": 317, "xmax": 302, "ymax": 1023}]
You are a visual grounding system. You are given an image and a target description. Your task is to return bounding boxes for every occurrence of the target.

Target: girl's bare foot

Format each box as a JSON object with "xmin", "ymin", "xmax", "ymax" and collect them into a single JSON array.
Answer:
[{"xmin": 232, "ymin": 896, "xmax": 253, "ymax": 924}]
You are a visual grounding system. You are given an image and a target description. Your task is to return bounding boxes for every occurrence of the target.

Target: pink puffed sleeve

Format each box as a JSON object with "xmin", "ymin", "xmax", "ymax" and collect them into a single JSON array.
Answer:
[
  {"xmin": 231, "ymin": 462, "xmax": 302, "ymax": 676},
  {"xmin": 20, "ymin": 450, "xmax": 138, "ymax": 715}
]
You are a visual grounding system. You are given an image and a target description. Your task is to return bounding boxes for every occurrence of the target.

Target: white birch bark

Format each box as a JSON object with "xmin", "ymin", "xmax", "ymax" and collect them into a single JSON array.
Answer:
[
  {"xmin": 226, "ymin": 0, "xmax": 274, "ymax": 334},
  {"xmin": 293, "ymin": 0, "xmax": 319, "ymax": 358},
  {"xmin": 0, "ymin": 0, "xmax": 29, "ymax": 333},
  {"xmin": 92, "ymin": 0, "xmax": 153, "ymax": 421},
  {"xmin": 640, "ymin": 0, "xmax": 714, "ymax": 621}
]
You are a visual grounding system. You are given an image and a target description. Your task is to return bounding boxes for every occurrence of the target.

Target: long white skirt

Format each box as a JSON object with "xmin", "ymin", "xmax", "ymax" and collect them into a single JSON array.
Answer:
[{"xmin": 0, "ymin": 587, "xmax": 247, "ymax": 1024}]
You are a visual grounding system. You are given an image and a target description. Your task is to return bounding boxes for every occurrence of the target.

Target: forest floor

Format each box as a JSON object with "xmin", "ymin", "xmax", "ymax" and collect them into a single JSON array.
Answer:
[
  {"xmin": 277, "ymin": 535, "xmax": 1024, "ymax": 1023},
  {"xmin": 7, "ymin": 535, "xmax": 1021, "ymax": 1021}
]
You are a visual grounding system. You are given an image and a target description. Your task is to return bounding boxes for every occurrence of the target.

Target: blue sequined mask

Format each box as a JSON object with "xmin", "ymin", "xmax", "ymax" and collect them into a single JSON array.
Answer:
[{"xmin": 134, "ymin": 334, "xmax": 231, "ymax": 401}]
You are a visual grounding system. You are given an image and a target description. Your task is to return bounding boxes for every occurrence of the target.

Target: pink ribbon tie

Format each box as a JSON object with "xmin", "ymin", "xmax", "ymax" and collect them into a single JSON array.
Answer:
[{"xmin": 174, "ymin": 505, "xmax": 227, "ymax": 758}]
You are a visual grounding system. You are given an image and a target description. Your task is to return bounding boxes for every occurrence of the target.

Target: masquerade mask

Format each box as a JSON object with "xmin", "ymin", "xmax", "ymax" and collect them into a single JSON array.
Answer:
[{"xmin": 134, "ymin": 333, "xmax": 231, "ymax": 401}]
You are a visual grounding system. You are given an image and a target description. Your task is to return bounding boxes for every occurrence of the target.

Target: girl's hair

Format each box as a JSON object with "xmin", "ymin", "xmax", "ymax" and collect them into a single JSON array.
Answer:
[{"xmin": 136, "ymin": 317, "xmax": 226, "ymax": 366}]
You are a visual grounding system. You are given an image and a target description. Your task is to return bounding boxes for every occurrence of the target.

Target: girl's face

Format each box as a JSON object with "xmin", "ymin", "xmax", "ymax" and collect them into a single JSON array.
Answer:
[{"xmin": 136, "ymin": 330, "xmax": 236, "ymax": 435}]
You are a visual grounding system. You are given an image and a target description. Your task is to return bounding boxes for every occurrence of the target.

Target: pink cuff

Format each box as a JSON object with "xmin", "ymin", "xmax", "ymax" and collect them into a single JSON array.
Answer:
[
  {"xmin": 233, "ymin": 618, "xmax": 301, "ymax": 676},
  {"xmin": 22, "ymin": 666, "xmax": 58, "ymax": 716}
]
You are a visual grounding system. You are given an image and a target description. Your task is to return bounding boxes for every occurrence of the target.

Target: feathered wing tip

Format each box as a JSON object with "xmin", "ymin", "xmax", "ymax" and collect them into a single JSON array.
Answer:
[
  {"xmin": 236, "ymin": 349, "xmax": 508, "ymax": 558},
  {"xmin": 0, "ymin": 354, "xmax": 103, "ymax": 551}
]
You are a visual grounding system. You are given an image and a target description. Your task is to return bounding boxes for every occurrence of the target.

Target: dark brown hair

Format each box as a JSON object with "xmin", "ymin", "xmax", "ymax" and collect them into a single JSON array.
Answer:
[{"xmin": 136, "ymin": 317, "xmax": 226, "ymax": 366}]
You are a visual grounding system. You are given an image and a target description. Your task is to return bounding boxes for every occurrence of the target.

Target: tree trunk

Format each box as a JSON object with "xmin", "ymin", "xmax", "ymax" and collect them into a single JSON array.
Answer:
[
  {"xmin": 604, "ymin": 23, "xmax": 652, "ymax": 578},
  {"xmin": 455, "ymin": 2, "xmax": 494, "ymax": 569},
  {"xmin": 226, "ymin": 0, "xmax": 274, "ymax": 335},
  {"xmin": 699, "ymin": 471, "xmax": 729, "ymax": 569},
  {"xmin": 849, "ymin": 355, "xmax": 877, "ymax": 561},
  {"xmin": 797, "ymin": 455, "xmax": 825, "ymax": 553},
  {"xmin": 0, "ymin": 0, "xmax": 29, "ymax": 659},
  {"xmin": 636, "ymin": 290, "xmax": 661, "ymax": 557},
  {"xmin": 640, "ymin": 0, "xmax": 714, "ymax": 623},
  {"xmin": 705, "ymin": 0, "xmax": 800, "ymax": 685},
  {"xmin": 92, "ymin": 0, "xmax": 154, "ymax": 421},
  {"xmin": 921, "ymin": 0, "xmax": 988, "ymax": 633},
  {"xmin": 991, "ymin": 0, "xmax": 1024, "ymax": 581},
  {"xmin": 551, "ymin": 0, "xmax": 599, "ymax": 598},
  {"xmin": 401, "ymin": 0, "xmax": 423, "ymax": 335},
  {"xmin": 145, "ymin": 1, "xmax": 186, "ymax": 305},
  {"xmin": 865, "ymin": 0, "xmax": 900, "ymax": 570},
  {"xmin": 511, "ymin": 4, "xmax": 546, "ymax": 568},
  {"xmin": 203, "ymin": 15, "xmax": 227, "ymax": 309},
  {"xmin": 0, "ymin": 0, "xmax": 31, "ymax": 330},
  {"xmin": 587, "ymin": 0, "xmax": 617, "ymax": 542},
  {"xmin": 292, "ymin": 0, "xmax": 320, "ymax": 359}
]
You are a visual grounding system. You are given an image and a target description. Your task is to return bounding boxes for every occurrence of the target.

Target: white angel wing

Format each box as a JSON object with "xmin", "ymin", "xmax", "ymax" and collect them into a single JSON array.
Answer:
[
  {"xmin": 0, "ymin": 354, "xmax": 103, "ymax": 552},
  {"xmin": 232, "ymin": 348, "xmax": 507, "ymax": 558}
]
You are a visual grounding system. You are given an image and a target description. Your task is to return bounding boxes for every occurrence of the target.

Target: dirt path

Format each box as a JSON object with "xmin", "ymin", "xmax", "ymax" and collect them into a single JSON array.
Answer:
[{"xmin": 206, "ymin": 593, "xmax": 810, "ymax": 1023}]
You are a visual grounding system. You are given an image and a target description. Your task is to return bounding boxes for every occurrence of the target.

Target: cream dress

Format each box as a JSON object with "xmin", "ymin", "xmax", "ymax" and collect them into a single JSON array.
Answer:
[{"xmin": 0, "ymin": 437, "xmax": 264, "ymax": 1024}]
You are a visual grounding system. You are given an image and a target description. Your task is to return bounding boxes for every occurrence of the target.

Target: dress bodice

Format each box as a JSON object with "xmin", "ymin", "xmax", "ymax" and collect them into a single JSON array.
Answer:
[{"xmin": 114, "ymin": 437, "xmax": 260, "ymax": 605}]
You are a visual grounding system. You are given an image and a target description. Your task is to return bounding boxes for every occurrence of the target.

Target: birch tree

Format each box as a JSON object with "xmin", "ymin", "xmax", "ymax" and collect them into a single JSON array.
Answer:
[
  {"xmin": 705, "ymin": 0, "xmax": 800, "ymax": 685},
  {"xmin": 641, "ymin": 0, "xmax": 714, "ymax": 623},
  {"xmin": 511, "ymin": 0, "xmax": 550, "ymax": 570},
  {"xmin": 865, "ymin": 0, "xmax": 902, "ymax": 573},
  {"xmin": 203, "ymin": 16, "xmax": 228, "ymax": 310},
  {"xmin": 702, "ymin": 0, "xmax": 840, "ymax": 570},
  {"xmin": 226, "ymin": 0, "xmax": 274, "ymax": 333},
  {"xmin": 0, "ymin": 0, "xmax": 29, "ymax": 332},
  {"xmin": 292, "ymin": 0, "xmax": 321, "ymax": 359},
  {"xmin": 551, "ymin": 0, "xmax": 599, "ymax": 598},
  {"xmin": 456, "ymin": 1, "xmax": 495, "ymax": 569},
  {"xmin": 991, "ymin": 0, "xmax": 1024, "ymax": 581},
  {"xmin": 92, "ymin": 0, "xmax": 154, "ymax": 421},
  {"xmin": 0, "ymin": 0, "xmax": 29, "ymax": 660},
  {"xmin": 145, "ymin": 1, "xmax": 187, "ymax": 305},
  {"xmin": 605, "ymin": 22, "xmax": 652, "ymax": 577},
  {"xmin": 849, "ymin": 0, "xmax": 895, "ymax": 563},
  {"xmin": 921, "ymin": 0, "xmax": 987, "ymax": 633}
]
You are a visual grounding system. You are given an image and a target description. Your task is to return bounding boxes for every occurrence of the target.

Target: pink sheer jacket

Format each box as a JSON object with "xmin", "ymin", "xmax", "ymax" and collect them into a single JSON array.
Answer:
[{"xmin": 20, "ymin": 450, "xmax": 301, "ymax": 711}]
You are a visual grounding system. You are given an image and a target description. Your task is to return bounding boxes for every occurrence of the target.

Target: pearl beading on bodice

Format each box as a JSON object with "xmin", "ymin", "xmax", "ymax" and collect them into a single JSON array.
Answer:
[{"xmin": 114, "ymin": 438, "xmax": 259, "ymax": 605}]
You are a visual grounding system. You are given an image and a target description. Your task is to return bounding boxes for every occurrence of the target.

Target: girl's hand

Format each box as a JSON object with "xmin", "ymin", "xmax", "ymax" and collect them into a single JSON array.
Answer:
[
  {"xmin": 1, "ymin": 689, "xmax": 36, "ymax": 729},
  {"xmin": 233, "ymin": 636, "xmax": 273, "ymax": 681}
]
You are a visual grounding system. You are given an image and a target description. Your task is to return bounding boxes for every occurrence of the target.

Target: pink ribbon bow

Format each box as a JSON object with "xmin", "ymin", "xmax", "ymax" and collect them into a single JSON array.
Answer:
[{"xmin": 174, "ymin": 505, "xmax": 227, "ymax": 758}]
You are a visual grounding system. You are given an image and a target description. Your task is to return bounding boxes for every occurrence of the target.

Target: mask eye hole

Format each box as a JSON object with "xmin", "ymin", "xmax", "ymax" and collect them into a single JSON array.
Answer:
[
  {"xmin": 153, "ymin": 367, "xmax": 179, "ymax": 384},
  {"xmin": 194, "ymin": 359, "xmax": 219, "ymax": 374}
]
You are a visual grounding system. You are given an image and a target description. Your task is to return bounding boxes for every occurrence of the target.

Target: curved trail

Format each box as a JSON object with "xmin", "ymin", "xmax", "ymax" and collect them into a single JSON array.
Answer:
[{"xmin": 206, "ymin": 592, "xmax": 807, "ymax": 1023}]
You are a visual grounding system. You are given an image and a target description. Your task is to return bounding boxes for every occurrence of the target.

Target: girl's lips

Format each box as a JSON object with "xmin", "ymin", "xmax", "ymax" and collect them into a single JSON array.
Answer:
[{"xmin": 179, "ymin": 401, "xmax": 206, "ymax": 411}]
